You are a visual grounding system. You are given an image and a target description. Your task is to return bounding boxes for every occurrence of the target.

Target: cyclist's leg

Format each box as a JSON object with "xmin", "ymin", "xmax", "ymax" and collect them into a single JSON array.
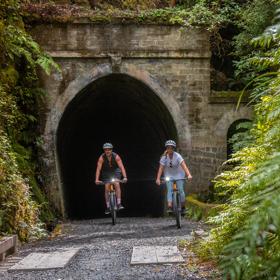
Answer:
[
  {"xmin": 114, "ymin": 182, "xmax": 124, "ymax": 209},
  {"xmin": 114, "ymin": 182, "xmax": 121, "ymax": 204},
  {"xmin": 114, "ymin": 170, "xmax": 123, "ymax": 207},
  {"xmin": 105, "ymin": 183, "xmax": 110, "ymax": 208},
  {"xmin": 166, "ymin": 180, "xmax": 173, "ymax": 208},
  {"xmin": 176, "ymin": 180, "xmax": 186, "ymax": 207}
]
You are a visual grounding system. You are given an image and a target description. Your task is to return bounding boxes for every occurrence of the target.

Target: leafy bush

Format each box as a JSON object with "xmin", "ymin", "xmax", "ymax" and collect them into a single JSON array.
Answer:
[
  {"xmin": 0, "ymin": 0, "xmax": 57, "ymax": 240},
  {"xmin": 198, "ymin": 10, "xmax": 280, "ymax": 279}
]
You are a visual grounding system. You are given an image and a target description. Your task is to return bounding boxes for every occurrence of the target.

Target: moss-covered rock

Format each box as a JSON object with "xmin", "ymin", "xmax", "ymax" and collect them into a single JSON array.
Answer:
[{"xmin": 185, "ymin": 195, "xmax": 222, "ymax": 221}]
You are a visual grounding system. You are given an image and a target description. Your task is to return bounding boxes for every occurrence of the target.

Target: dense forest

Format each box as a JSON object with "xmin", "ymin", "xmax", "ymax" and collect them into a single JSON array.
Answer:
[{"xmin": 1, "ymin": 0, "xmax": 280, "ymax": 278}]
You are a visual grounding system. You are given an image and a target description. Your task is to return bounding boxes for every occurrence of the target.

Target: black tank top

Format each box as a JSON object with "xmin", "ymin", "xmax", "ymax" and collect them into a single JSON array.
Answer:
[{"xmin": 101, "ymin": 152, "xmax": 119, "ymax": 173}]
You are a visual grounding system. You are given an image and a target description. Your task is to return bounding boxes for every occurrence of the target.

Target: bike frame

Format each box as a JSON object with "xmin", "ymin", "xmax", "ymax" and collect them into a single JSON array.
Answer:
[
  {"xmin": 97, "ymin": 179, "xmax": 126, "ymax": 225},
  {"xmin": 109, "ymin": 183, "xmax": 117, "ymax": 225}
]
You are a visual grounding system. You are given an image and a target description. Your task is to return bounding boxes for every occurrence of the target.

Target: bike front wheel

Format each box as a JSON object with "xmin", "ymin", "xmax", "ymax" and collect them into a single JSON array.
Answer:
[
  {"xmin": 110, "ymin": 192, "xmax": 117, "ymax": 225},
  {"xmin": 172, "ymin": 192, "xmax": 181, "ymax": 229}
]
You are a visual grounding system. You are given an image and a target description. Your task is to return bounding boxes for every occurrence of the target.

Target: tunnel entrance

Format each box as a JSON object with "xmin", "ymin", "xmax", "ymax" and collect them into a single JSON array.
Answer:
[{"xmin": 57, "ymin": 74, "xmax": 177, "ymax": 219}]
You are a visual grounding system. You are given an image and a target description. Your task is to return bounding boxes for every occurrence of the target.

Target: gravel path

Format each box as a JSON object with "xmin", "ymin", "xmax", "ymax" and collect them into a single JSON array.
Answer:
[{"xmin": 0, "ymin": 217, "xmax": 210, "ymax": 280}]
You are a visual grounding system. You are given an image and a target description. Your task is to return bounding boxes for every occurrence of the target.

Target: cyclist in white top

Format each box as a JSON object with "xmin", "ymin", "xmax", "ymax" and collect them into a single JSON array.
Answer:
[{"xmin": 156, "ymin": 140, "xmax": 192, "ymax": 213}]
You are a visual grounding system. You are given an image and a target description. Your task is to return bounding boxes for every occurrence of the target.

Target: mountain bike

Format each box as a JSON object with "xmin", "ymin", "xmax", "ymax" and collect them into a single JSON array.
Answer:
[
  {"xmin": 98, "ymin": 178, "xmax": 126, "ymax": 225},
  {"xmin": 161, "ymin": 177, "xmax": 186, "ymax": 229}
]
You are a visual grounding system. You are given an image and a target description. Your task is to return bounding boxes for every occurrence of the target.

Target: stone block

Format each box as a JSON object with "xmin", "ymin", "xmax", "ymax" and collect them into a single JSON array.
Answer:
[
  {"xmin": 131, "ymin": 246, "xmax": 184, "ymax": 265},
  {"xmin": 9, "ymin": 248, "xmax": 81, "ymax": 271}
]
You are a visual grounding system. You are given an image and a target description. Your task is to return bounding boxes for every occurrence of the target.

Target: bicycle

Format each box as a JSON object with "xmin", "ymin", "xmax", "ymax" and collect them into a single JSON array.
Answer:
[
  {"xmin": 97, "ymin": 178, "xmax": 126, "ymax": 225},
  {"xmin": 161, "ymin": 177, "xmax": 186, "ymax": 229}
]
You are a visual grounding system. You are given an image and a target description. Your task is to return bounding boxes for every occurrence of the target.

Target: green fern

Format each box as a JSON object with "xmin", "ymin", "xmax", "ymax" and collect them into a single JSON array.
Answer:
[
  {"xmin": 0, "ymin": 0, "xmax": 57, "ymax": 240},
  {"xmin": 197, "ymin": 7, "xmax": 280, "ymax": 280}
]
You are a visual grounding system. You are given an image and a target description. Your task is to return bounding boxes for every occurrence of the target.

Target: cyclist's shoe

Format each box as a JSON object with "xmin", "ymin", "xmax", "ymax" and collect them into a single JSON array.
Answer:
[
  {"xmin": 181, "ymin": 207, "xmax": 186, "ymax": 215},
  {"xmin": 167, "ymin": 207, "xmax": 173, "ymax": 214},
  {"xmin": 105, "ymin": 207, "xmax": 111, "ymax": 214},
  {"xmin": 117, "ymin": 204, "xmax": 124, "ymax": 210}
]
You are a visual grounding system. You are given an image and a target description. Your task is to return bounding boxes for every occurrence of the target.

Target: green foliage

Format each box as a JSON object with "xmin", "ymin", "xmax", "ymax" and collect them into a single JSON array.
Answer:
[
  {"xmin": 198, "ymin": 9, "xmax": 280, "ymax": 279},
  {"xmin": 233, "ymin": 0, "xmax": 277, "ymax": 56},
  {"xmin": 139, "ymin": 3, "xmax": 223, "ymax": 29},
  {"xmin": 20, "ymin": 1, "xmax": 237, "ymax": 31},
  {"xmin": 228, "ymin": 121, "xmax": 253, "ymax": 154},
  {"xmin": 0, "ymin": 131, "xmax": 45, "ymax": 241},
  {"xmin": 233, "ymin": 0, "xmax": 278, "ymax": 83},
  {"xmin": 0, "ymin": 0, "xmax": 57, "ymax": 240}
]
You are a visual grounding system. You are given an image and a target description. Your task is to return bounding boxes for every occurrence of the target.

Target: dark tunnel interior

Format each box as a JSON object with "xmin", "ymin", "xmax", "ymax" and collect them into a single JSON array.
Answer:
[{"xmin": 57, "ymin": 74, "xmax": 177, "ymax": 219}]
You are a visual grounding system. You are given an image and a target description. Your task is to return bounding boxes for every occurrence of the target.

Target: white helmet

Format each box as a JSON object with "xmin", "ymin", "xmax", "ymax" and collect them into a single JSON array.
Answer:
[
  {"xmin": 165, "ymin": 140, "xmax": 176, "ymax": 148},
  {"xmin": 103, "ymin": 143, "xmax": 113, "ymax": 149}
]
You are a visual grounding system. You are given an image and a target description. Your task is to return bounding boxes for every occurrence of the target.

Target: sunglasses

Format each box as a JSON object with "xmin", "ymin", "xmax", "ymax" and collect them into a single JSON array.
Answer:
[{"xmin": 169, "ymin": 161, "xmax": 173, "ymax": 168}]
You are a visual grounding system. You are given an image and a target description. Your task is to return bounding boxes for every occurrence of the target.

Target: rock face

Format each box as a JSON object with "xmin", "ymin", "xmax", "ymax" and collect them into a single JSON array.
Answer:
[{"xmin": 29, "ymin": 22, "xmax": 252, "ymax": 217}]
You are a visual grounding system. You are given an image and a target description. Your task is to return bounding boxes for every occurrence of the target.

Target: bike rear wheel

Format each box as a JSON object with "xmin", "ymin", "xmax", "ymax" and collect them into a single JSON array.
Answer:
[
  {"xmin": 110, "ymin": 192, "xmax": 117, "ymax": 225},
  {"xmin": 172, "ymin": 192, "xmax": 181, "ymax": 229}
]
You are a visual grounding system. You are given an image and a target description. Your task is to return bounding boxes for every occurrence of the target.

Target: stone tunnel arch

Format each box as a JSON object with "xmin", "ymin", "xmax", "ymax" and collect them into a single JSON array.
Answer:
[
  {"xmin": 56, "ymin": 73, "xmax": 179, "ymax": 219},
  {"xmin": 32, "ymin": 23, "xmax": 253, "ymax": 217},
  {"xmin": 214, "ymin": 108, "xmax": 252, "ymax": 140}
]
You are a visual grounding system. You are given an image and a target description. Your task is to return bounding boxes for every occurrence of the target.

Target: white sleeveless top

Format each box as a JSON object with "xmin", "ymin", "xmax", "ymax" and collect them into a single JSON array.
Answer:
[{"xmin": 159, "ymin": 152, "xmax": 185, "ymax": 180}]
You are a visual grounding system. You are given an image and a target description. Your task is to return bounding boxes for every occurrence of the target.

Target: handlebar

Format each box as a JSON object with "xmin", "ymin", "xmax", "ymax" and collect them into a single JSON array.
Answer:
[
  {"xmin": 160, "ymin": 177, "xmax": 189, "ymax": 185},
  {"xmin": 96, "ymin": 179, "xmax": 127, "ymax": 185}
]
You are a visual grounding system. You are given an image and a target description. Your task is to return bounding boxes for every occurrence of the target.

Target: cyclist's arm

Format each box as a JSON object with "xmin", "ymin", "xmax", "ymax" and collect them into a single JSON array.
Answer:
[
  {"xmin": 180, "ymin": 160, "xmax": 192, "ymax": 177},
  {"xmin": 116, "ymin": 155, "xmax": 127, "ymax": 178},
  {"xmin": 95, "ymin": 156, "xmax": 104, "ymax": 181},
  {"xmin": 156, "ymin": 164, "xmax": 164, "ymax": 181}
]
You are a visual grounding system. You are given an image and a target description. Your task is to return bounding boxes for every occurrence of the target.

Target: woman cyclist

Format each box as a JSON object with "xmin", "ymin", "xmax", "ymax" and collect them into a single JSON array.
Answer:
[
  {"xmin": 156, "ymin": 140, "xmax": 192, "ymax": 214},
  {"xmin": 95, "ymin": 143, "xmax": 127, "ymax": 214}
]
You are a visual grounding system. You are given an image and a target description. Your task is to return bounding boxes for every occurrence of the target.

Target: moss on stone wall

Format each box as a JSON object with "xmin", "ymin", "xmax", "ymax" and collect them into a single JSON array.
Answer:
[
  {"xmin": 21, "ymin": 2, "xmax": 218, "ymax": 29},
  {"xmin": 209, "ymin": 91, "xmax": 250, "ymax": 104}
]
